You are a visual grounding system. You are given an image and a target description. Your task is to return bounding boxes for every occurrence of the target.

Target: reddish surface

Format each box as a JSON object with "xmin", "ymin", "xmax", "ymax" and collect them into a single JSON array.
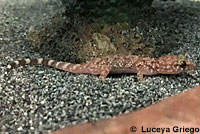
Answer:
[{"xmin": 51, "ymin": 86, "xmax": 200, "ymax": 134}]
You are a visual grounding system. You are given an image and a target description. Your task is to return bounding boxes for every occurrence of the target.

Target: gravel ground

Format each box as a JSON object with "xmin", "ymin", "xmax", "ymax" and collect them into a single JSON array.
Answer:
[{"xmin": 0, "ymin": 0, "xmax": 200, "ymax": 133}]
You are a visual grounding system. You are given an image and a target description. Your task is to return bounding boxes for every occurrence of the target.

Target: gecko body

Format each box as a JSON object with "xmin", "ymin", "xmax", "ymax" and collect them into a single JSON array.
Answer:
[{"xmin": 7, "ymin": 55, "xmax": 196, "ymax": 81}]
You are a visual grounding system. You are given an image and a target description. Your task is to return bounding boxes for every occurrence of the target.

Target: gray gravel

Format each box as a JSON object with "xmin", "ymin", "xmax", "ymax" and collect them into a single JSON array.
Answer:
[{"xmin": 0, "ymin": 0, "xmax": 200, "ymax": 133}]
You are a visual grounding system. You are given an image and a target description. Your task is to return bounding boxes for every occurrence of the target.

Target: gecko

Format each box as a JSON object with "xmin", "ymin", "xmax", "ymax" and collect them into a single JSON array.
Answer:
[{"xmin": 7, "ymin": 55, "xmax": 196, "ymax": 81}]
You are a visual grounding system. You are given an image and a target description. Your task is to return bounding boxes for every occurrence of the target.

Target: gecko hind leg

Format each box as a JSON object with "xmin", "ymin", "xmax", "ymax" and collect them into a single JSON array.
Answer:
[
  {"xmin": 99, "ymin": 66, "xmax": 111, "ymax": 79},
  {"xmin": 88, "ymin": 65, "xmax": 111, "ymax": 79},
  {"xmin": 137, "ymin": 71, "xmax": 144, "ymax": 81}
]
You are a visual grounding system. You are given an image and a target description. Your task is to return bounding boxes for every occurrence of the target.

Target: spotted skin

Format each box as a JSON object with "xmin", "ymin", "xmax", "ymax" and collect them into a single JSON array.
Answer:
[{"xmin": 7, "ymin": 55, "xmax": 196, "ymax": 81}]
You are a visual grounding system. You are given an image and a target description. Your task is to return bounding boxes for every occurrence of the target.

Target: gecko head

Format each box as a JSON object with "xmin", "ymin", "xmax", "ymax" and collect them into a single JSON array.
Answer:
[{"xmin": 157, "ymin": 55, "xmax": 196, "ymax": 74}]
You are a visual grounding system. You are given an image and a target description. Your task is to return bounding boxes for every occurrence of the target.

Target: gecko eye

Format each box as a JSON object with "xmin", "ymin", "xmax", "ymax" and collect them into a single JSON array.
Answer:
[{"xmin": 179, "ymin": 61, "xmax": 186, "ymax": 68}]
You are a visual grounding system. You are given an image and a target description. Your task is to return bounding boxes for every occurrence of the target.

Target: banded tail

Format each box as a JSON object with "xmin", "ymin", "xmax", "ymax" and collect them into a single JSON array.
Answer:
[{"xmin": 7, "ymin": 58, "xmax": 85, "ymax": 74}]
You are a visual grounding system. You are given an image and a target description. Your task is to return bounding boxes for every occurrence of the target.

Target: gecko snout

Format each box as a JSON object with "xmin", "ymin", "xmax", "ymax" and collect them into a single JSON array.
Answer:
[{"xmin": 184, "ymin": 60, "xmax": 197, "ymax": 71}]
